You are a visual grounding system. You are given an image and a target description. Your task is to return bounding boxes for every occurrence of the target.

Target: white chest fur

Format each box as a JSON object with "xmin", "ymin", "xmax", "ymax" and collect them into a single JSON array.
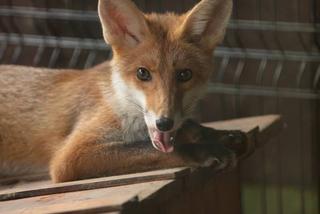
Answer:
[
  {"xmin": 110, "ymin": 68, "xmax": 150, "ymax": 143},
  {"xmin": 120, "ymin": 114, "xmax": 149, "ymax": 142}
]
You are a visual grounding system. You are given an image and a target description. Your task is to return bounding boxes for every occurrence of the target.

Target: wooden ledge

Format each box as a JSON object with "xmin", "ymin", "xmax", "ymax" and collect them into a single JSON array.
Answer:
[
  {"xmin": 0, "ymin": 115, "xmax": 283, "ymax": 214},
  {"xmin": 0, "ymin": 168, "xmax": 190, "ymax": 201}
]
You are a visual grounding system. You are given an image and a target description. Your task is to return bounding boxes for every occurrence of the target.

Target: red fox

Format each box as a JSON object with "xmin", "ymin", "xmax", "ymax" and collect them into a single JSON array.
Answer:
[{"xmin": 0, "ymin": 0, "xmax": 246, "ymax": 183}]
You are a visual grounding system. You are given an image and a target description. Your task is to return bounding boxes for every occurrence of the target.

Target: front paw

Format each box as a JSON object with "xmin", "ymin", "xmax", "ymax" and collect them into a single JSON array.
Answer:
[
  {"xmin": 201, "ymin": 152, "xmax": 237, "ymax": 171},
  {"xmin": 218, "ymin": 130, "xmax": 248, "ymax": 157},
  {"xmin": 176, "ymin": 143, "xmax": 238, "ymax": 171},
  {"xmin": 177, "ymin": 121, "xmax": 248, "ymax": 156}
]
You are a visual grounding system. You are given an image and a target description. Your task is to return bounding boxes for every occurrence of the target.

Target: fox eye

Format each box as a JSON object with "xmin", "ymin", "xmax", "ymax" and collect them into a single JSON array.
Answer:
[
  {"xmin": 137, "ymin": 67, "xmax": 152, "ymax": 81},
  {"xmin": 176, "ymin": 69, "xmax": 193, "ymax": 82}
]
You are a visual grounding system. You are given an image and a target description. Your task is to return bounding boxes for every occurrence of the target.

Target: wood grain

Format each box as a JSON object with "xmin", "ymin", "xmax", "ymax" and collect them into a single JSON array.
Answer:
[
  {"xmin": 0, "ymin": 167, "xmax": 189, "ymax": 201},
  {"xmin": 0, "ymin": 181, "xmax": 174, "ymax": 213}
]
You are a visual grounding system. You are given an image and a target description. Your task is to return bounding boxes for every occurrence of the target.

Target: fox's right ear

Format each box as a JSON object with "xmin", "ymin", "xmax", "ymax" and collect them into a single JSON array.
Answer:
[{"xmin": 98, "ymin": 0, "xmax": 150, "ymax": 49}]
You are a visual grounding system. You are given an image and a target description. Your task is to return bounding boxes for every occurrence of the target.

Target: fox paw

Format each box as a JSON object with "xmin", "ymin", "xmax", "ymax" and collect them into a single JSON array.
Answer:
[
  {"xmin": 201, "ymin": 152, "xmax": 237, "ymax": 171},
  {"xmin": 219, "ymin": 131, "xmax": 247, "ymax": 156}
]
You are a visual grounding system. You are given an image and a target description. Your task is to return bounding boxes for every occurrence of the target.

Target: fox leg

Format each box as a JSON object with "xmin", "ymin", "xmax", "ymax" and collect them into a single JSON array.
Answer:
[
  {"xmin": 50, "ymin": 117, "xmax": 247, "ymax": 182},
  {"xmin": 50, "ymin": 138, "xmax": 184, "ymax": 182},
  {"xmin": 50, "ymin": 127, "xmax": 246, "ymax": 183},
  {"xmin": 50, "ymin": 136, "xmax": 238, "ymax": 183}
]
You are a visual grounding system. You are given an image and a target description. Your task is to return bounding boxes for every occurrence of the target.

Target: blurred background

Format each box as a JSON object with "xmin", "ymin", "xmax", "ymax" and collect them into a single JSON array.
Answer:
[{"xmin": 0, "ymin": 0, "xmax": 319, "ymax": 213}]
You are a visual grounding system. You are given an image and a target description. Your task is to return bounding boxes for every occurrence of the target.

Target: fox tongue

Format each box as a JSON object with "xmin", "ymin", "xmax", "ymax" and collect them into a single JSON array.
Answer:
[{"xmin": 153, "ymin": 131, "xmax": 174, "ymax": 153}]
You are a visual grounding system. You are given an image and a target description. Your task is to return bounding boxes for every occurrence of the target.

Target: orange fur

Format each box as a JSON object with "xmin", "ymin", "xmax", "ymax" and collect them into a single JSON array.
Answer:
[{"xmin": 0, "ymin": 0, "xmax": 233, "ymax": 182}]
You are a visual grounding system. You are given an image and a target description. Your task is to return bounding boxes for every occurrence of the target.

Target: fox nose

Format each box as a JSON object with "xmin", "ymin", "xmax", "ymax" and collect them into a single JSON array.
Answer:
[{"xmin": 156, "ymin": 117, "xmax": 174, "ymax": 132}]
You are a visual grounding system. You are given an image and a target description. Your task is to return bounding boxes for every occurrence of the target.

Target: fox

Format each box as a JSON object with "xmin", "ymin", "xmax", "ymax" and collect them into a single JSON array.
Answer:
[{"xmin": 0, "ymin": 0, "xmax": 246, "ymax": 183}]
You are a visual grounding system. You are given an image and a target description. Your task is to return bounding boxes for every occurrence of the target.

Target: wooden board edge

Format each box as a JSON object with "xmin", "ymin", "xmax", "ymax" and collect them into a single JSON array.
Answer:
[
  {"xmin": 0, "ymin": 168, "xmax": 189, "ymax": 201},
  {"xmin": 256, "ymin": 115, "xmax": 284, "ymax": 148}
]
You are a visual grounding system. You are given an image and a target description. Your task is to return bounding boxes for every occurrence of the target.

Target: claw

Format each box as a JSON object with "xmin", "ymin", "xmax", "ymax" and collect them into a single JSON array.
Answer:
[
  {"xmin": 213, "ymin": 153, "xmax": 237, "ymax": 171},
  {"xmin": 201, "ymin": 157, "xmax": 220, "ymax": 167}
]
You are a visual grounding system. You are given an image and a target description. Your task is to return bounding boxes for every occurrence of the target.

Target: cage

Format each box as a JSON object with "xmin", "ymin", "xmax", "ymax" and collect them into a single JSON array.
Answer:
[{"xmin": 0, "ymin": 0, "xmax": 319, "ymax": 213}]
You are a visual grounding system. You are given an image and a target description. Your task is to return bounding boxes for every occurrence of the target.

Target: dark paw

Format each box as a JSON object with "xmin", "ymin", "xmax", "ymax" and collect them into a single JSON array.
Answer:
[
  {"xmin": 219, "ymin": 130, "xmax": 247, "ymax": 156},
  {"xmin": 176, "ymin": 143, "xmax": 237, "ymax": 170},
  {"xmin": 202, "ymin": 152, "xmax": 237, "ymax": 171}
]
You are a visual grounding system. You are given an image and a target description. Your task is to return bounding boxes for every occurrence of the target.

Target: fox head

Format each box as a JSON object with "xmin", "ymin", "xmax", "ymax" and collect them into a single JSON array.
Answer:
[{"xmin": 98, "ymin": 0, "xmax": 232, "ymax": 153}]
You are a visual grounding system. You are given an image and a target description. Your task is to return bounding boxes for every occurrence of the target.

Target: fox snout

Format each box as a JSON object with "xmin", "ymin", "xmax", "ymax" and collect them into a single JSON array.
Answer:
[
  {"xmin": 145, "ymin": 99, "xmax": 182, "ymax": 133},
  {"xmin": 155, "ymin": 117, "xmax": 174, "ymax": 132},
  {"xmin": 143, "ymin": 107, "xmax": 182, "ymax": 153}
]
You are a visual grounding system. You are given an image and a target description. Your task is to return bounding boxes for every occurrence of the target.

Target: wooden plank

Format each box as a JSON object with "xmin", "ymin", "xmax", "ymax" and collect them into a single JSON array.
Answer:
[
  {"xmin": 204, "ymin": 114, "xmax": 281, "ymax": 132},
  {"xmin": 136, "ymin": 180, "xmax": 177, "ymax": 202},
  {"xmin": 0, "ymin": 181, "xmax": 174, "ymax": 214},
  {"xmin": 128, "ymin": 167, "xmax": 243, "ymax": 213},
  {"xmin": 0, "ymin": 167, "xmax": 189, "ymax": 201}
]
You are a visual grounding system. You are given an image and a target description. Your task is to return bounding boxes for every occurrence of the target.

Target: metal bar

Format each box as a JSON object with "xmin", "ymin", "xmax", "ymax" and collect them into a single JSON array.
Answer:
[
  {"xmin": 255, "ymin": 2, "xmax": 269, "ymax": 211},
  {"xmin": 48, "ymin": 48, "xmax": 60, "ymax": 68},
  {"xmin": 216, "ymin": 56, "xmax": 230, "ymax": 82},
  {"xmin": 1, "ymin": 33, "xmax": 319, "ymax": 62},
  {"xmin": 314, "ymin": 0, "xmax": 320, "ymax": 50},
  {"xmin": 10, "ymin": 45, "xmax": 22, "ymax": 64},
  {"xmin": 216, "ymin": 48, "xmax": 320, "ymax": 62},
  {"xmin": 229, "ymin": 20, "xmax": 320, "ymax": 33},
  {"xmin": 256, "ymin": 58, "xmax": 268, "ymax": 84},
  {"xmin": 7, "ymin": 0, "xmax": 22, "ymax": 64},
  {"xmin": 233, "ymin": 60, "xmax": 245, "ymax": 85},
  {"xmin": 297, "ymin": 4, "xmax": 308, "ymax": 212},
  {"xmin": 68, "ymin": 47, "xmax": 82, "ymax": 68},
  {"xmin": 208, "ymin": 83, "xmax": 320, "ymax": 100},
  {"xmin": 231, "ymin": 0, "xmax": 245, "ymax": 118},
  {"xmin": 32, "ymin": 45, "xmax": 45, "ymax": 66},
  {"xmin": 0, "ymin": 7, "xmax": 98, "ymax": 21},
  {"xmin": 84, "ymin": 50, "xmax": 97, "ymax": 68},
  {"xmin": 0, "ymin": 7, "xmax": 319, "ymax": 32},
  {"xmin": 0, "ymin": 33, "xmax": 107, "ymax": 50},
  {"xmin": 272, "ymin": 62, "xmax": 284, "ymax": 87},
  {"xmin": 296, "ymin": 61, "xmax": 307, "ymax": 87}
]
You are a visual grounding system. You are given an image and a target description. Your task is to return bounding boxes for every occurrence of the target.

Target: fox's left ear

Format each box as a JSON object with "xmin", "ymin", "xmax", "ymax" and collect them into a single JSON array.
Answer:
[{"xmin": 179, "ymin": 0, "xmax": 232, "ymax": 51}]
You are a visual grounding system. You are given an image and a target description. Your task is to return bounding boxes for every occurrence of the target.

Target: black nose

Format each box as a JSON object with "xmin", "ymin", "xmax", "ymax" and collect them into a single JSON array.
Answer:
[{"xmin": 156, "ymin": 117, "xmax": 174, "ymax": 131}]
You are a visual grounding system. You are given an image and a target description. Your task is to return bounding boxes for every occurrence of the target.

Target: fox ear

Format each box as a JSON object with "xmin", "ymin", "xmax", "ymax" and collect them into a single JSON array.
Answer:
[
  {"xmin": 98, "ymin": 0, "xmax": 150, "ymax": 49},
  {"xmin": 179, "ymin": 0, "xmax": 232, "ymax": 50}
]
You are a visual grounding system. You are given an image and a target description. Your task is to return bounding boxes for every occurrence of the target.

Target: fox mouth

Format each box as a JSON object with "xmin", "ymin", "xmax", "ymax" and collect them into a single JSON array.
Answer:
[{"xmin": 148, "ymin": 128, "xmax": 176, "ymax": 153}]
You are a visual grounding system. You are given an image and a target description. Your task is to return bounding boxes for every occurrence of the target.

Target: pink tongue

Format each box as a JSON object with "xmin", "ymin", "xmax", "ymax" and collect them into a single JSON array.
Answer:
[{"xmin": 153, "ymin": 131, "xmax": 174, "ymax": 153}]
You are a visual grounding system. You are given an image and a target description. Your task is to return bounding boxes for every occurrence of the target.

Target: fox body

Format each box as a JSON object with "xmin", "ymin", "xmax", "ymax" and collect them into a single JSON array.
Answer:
[{"xmin": 0, "ymin": 0, "xmax": 240, "ymax": 182}]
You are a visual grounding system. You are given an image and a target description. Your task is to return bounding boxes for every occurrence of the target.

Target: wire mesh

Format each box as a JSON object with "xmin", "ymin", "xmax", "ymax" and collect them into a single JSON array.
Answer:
[{"xmin": 0, "ymin": 0, "xmax": 319, "ymax": 214}]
